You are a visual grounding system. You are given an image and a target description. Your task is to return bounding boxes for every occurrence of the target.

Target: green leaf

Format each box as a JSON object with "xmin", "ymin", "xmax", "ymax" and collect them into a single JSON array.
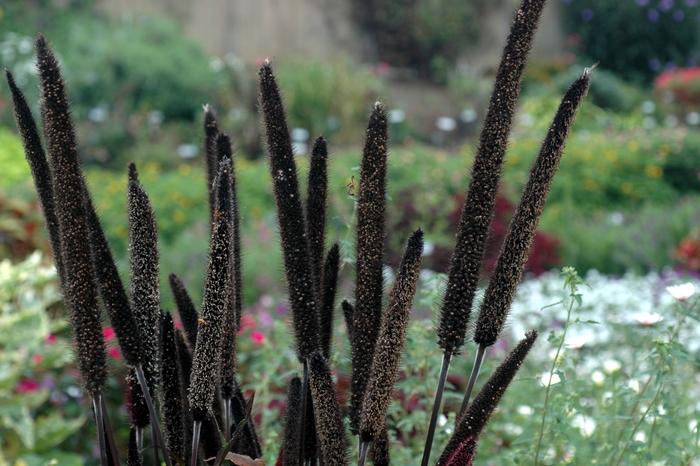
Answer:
[
  {"xmin": 34, "ymin": 414, "xmax": 86, "ymax": 452},
  {"xmin": 1, "ymin": 405, "xmax": 34, "ymax": 449}
]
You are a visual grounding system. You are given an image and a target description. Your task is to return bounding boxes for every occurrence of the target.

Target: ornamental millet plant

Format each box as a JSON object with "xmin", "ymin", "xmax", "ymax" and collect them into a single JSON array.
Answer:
[{"xmin": 6, "ymin": 0, "xmax": 591, "ymax": 462}]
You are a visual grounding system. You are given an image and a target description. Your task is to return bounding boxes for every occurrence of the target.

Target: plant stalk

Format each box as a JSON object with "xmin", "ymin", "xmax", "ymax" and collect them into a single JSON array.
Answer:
[
  {"xmin": 298, "ymin": 361, "xmax": 309, "ymax": 465},
  {"xmin": 92, "ymin": 394, "xmax": 109, "ymax": 466},
  {"xmin": 100, "ymin": 394, "xmax": 120, "ymax": 465},
  {"xmin": 358, "ymin": 440, "xmax": 370, "ymax": 466},
  {"xmin": 458, "ymin": 345, "xmax": 486, "ymax": 418},
  {"xmin": 135, "ymin": 364, "xmax": 173, "ymax": 466},
  {"xmin": 420, "ymin": 351, "xmax": 452, "ymax": 466},
  {"xmin": 224, "ymin": 398, "xmax": 232, "ymax": 440},
  {"xmin": 190, "ymin": 420, "xmax": 202, "ymax": 466}
]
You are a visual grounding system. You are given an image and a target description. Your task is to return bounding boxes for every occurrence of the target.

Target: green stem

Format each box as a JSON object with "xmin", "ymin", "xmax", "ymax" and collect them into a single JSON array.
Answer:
[
  {"xmin": 613, "ymin": 382, "xmax": 664, "ymax": 466},
  {"xmin": 534, "ymin": 297, "xmax": 574, "ymax": 466}
]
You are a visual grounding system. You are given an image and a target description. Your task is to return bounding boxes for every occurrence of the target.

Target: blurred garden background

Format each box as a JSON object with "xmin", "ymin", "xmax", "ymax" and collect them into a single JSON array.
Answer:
[{"xmin": 3, "ymin": 0, "xmax": 700, "ymax": 464}]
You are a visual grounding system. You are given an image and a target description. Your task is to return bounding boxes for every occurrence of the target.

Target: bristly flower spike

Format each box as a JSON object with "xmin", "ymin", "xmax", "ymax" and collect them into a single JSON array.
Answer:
[
  {"xmin": 458, "ymin": 69, "xmax": 590, "ymax": 417},
  {"xmin": 350, "ymin": 101, "xmax": 388, "ymax": 431},
  {"xmin": 188, "ymin": 162, "xmax": 233, "ymax": 465},
  {"xmin": 306, "ymin": 136, "xmax": 329, "ymax": 296},
  {"xmin": 35, "ymin": 33, "xmax": 106, "ymax": 397},
  {"xmin": 359, "ymin": 230, "xmax": 423, "ymax": 448},
  {"xmin": 169, "ymin": 273, "xmax": 199, "ymax": 348},
  {"xmin": 308, "ymin": 352, "xmax": 349, "ymax": 466},
  {"xmin": 259, "ymin": 61, "xmax": 320, "ymax": 361},
  {"xmin": 282, "ymin": 376, "xmax": 302, "ymax": 466},
  {"xmin": 424, "ymin": 3, "xmax": 547, "ymax": 463},
  {"xmin": 5, "ymin": 69, "xmax": 64, "ymax": 281},
  {"xmin": 203, "ymin": 104, "xmax": 220, "ymax": 223},
  {"xmin": 128, "ymin": 163, "xmax": 161, "ymax": 392},
  {"xmin": 437, "ymin": 331, "xmax": 538, "ymax": 466},
  {"xmin": 160, "ymin": 312, "xmax": 186, "ymax": 466},
  {"xmin": 473, "ymin": 68, "xmax": 591, "ymax": 349},
  {"xmin": 319, "ymin": 243, "xmax": 340, "ymax": 358}
]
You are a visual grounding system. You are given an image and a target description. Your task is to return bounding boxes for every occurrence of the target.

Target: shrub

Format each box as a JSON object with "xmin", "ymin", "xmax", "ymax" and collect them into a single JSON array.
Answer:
[{"xmin": 560, "ymin": 0, "xmax": 700, "ymax": 83}]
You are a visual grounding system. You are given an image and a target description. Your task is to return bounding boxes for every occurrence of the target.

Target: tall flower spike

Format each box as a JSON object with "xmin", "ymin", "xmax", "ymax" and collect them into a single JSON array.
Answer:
[
  {"xmin": 203, "ymin": 104, "xmax": 220, "ymax": 223},
  {"xmin": 282, "ymin": 377, "xmax": 303, "ymax": 466},
  {"xmin": 215, "ymin": 138, "xmax": 240, "ymax": 402},
  {"xmin": 84, "ymin": 192, "xmax": 143, "ymax": 367},
  {"xmin": 128, "ymin": 164, "xmax": 161, "ymax": 391},
  {"xmin": 306, "ymin": 136, "xmax": 329, "ymax": 296},
  {"xmin": 360, "ymin": 230, "xmax": 423, "ymax": 443},
  {"xmin": 438, "ymin": 0, "xmax": 547, "ymax": 355},
  {"xmin": 169, "ymin": 274, "xmax": 199, "ymax": 348},
  {"xmin": 5, "ymin": 70, "xmax": 64, "ymax": 281},
  {"xmin": 320, "ymin": 243, "xmax": 340, "ymax": 358},
  {"xmin": 35, "ymin": 35, "xmax": 106, "ymax": 396},
  {"xmin": 437, "ymin": 331, "xmax": 538, "ymax": 466},
  {"xmin": 161, "ymin": 313, "xmax": 186, "ymax": 466},
  {"xmin": 474, "ymin": 69, "xmax": 591, "ymax": 347},
  {"xmin": 259, "ymin": 61, "xmax": 320, "ymax": 360},
  {"xmin": 370, "ymin": 428, "xmax": 390, "ymax": 466},
  {"xmin": 308, "ymin": 352, "xmax": 348, "ymax": 466},
  {"xmin": 350, "ymin": 102, "xmax": 388, "ymax": 430},
  {"xmin": 188, "ymin": 162, "xmax": 232, "ymax": 421}
]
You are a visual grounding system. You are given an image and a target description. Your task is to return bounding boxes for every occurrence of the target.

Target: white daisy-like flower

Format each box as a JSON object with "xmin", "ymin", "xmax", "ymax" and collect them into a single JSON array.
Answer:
[
  {"xmin": 631, "ymin": 312, "xmax": 663, "ymax": 326},
  {"xmin": 591, "ymin": 370, "xmax": 605, "ymax": 386},
  {"xmin": 540, "ymin": 372, "xmax": 561, "ymax": 386},
  {"xmin": 603, "ymin": 359, "xmax": 621, "ymax": 374},
  {"xmin": 666, "ymin": 282, "xmax": 695, "ymax": 301},
  {"xmin": 517, "ymin": 405, "xmax": 534, "ymax": 416},
  {"xmin": 628, "ymin": 379, "xmax": 641, "ymax": 393},
  {"xmin": 571, "ymin": 414, "xmax": 596, "ymax": 437},
  {"xmin": 634, "ymin": 431, "xmax": 647, "ymax": 443}
]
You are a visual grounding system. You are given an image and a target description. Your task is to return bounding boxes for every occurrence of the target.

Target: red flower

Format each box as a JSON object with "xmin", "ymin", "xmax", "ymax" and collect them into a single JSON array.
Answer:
[
  {"xmin": 45, "ymin": 334, "xmax": 57, "ymax": 345},
  {"xmin": 250, "ymin": 331, "xmax": 266, "ymax": 346},
  {"xmin": 32, "ymin": 354, "xmax": 44, "ymax": 365},
  {"xmin": 102, "ymin": 327, "xmax": 116, "ymax": 341},
  {"xmin": 108, "ymin": 347, "xmax": 122, "ymax": 360},
  {"xmin": 17, "ymin": 378, "xmax": 40, "ymax": 394},
  {"xmin": 238, "ymin": 314, "xmax": 257, "ymax": 334}
]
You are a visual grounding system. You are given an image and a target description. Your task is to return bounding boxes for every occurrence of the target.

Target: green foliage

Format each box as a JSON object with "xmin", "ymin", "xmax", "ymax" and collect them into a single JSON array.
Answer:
[
  {"xmin": 275, "ymin": 60, "xmax": 384, "ymax": 143},
  {"xmin": 353, "ymin": 0, "xmax": 492, "ymax": 81},
  {"xmin": 561, "ymin": 0, "xmax": 700, "ymax": 83},
  {"xmin": 0, "ymin": 128, "xmax": 29, "ymax": 190},
  {"xmin": 0, "ymin": 253, "xmax": 86, "ymax": 466}
]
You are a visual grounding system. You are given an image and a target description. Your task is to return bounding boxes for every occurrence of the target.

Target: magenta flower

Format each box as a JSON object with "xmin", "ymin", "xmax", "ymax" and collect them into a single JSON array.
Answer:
[
  {"xmin": 250, "ymin": 330, "xmax": 266, "ymax": 345},
  {"xmin": 17, "ymin": 378, "xmax": 40, "ymax": 394},
  {"xmin": 102, "ymin": 326, "xmax": 116, "ymax": 341}
]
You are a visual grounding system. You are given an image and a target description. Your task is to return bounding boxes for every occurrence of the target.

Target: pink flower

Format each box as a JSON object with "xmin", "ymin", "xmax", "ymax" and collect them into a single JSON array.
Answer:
[
  {"xmin": 32, "ymin": 354, "xmax": 44, "ymax": 365},
  {"xmin": 17, "ymin": 378, "xmax": 40, "ymax": 394},
  {"xmin": 239, "ymin": 314, "xmax": 256, "ymax": 333},
  {"xmin": 250, "ymin": 331, "xmax": 266, "ymax": 346},
  {"xmin": 174, "ymin": 319, "xmax": 184, "ymax": 330},
  {"xmin": 103, "ymin": 327, "xmax": 116, "ymax": 341},
  {"xmin": 108, "ymin": 347, "xmax": 122, "ymax": 360},
  {"xmin": 45, "ymin": 334, "xmax": 57, "ymax": 345}
]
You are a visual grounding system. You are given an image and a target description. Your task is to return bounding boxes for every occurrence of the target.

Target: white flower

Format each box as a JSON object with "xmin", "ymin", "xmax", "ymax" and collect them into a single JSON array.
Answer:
[
  {"xmin": 517, "ymin": 405, "xmax": 534, "ymax": 416},
  {"xmin": 438, "ymin": 414, "xmax": 447, "ymax": 427},
  {"xmin": 571, "ymin": 414, "xmax": 596, "ymax": 437},
  {"xmin": 628, "ymin": 379, "xmax": 641, "ymax": 393},
  {"xmin": 603, "ymin": 359, "xmax": 621, "ymax": 374},
  {"xmin": 566, "ymin": 334, "xmax": 590, "ymax": 349},
  {"xmin": 634, "ymin": 431, "xmax": 647, "ymax": 443},
  {"xmin": 631, "ymin": 312, "xmax": 663, "ymax": 326},
  {"xmin": 540, "ymin": 372, "xmax": 561, "ymax": 386},
  {"xmin": 689, "ymin": 420, "xmax": 698, "ymax": 433},
  {"xmin": 591, "ymin": 371, "xmax": 605, "ymax": 386},
  {"xmin": 666, "ymin": 282, "xmax": 696, "ymax": 301}
]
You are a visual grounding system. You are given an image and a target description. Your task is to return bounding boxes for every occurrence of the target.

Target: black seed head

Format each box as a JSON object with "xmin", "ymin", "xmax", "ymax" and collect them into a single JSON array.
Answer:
[
  {"xmin": 203, "ymin": 104, "xmax": 220, "ymax": 222},
  {"xmin": 36, "ymin": 35, "xmax": 106, "ymax": 395},
  {"xmin": 319, "ymin": 243, "xmax": 340, "ymax": 358},
  {"xmin": 6, "ymin": 69, "xmax": 64, "ymax": 282},
  {"xmin": 127, "ymin": 367, "xmax": 150, "ymax": 428},
  {"xmin": 188, "ymin": 164, "xmax": 232, "ymax": 421},
  {"xmin": 437, "ymin": 331, "xmax": 538, "ymax": 465},
  {"xmin": 370, "ymin": 427, "xmax": 390, "ymax": 466},
  {"xmin": 306, "ymin": 135, "xmax": 329, "ymax": 296},
  {"xmin": 438, "ymin": 0, "xmax": 547, "ymax": 355},
  {"xmin": 84, "ymin": 191, "xmax": 142, "ymax": 367},
  {"xmin": 360, "ymin": 229, "xmax": 423, "ymax": 441},
  {"xmin": 350, "ymin": 102, "xmax": 389, "ymax": 430},
  {"xmin": 128, "ymin": 165, "xmax": 161, "ymax": 391},
  {"xmin": 308, "ymin": 352, "xmax": 348, "ymax": 466},
  {"xmin": 160, "ymin": 312, "xmax": 186, "ymax": 465},
  {"xmin": 474, "ymin": 70, "xmax": 590, "ymax": 347},
  {"xmin": 282, "ymin": 376, "xmax": 302, "ymax": 466},
  {"xmin": 169, "ymin": 274, "xmax": 199, "ymax": 348},
  {"xmin": 259, "ymin": 62, "xmax": 320, "ymax": 361}
]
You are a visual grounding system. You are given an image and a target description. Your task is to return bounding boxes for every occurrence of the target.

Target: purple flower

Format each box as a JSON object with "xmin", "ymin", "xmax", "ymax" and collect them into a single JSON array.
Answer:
[
  {"xmin": 637, "ymin": 0, "xmax": 650, "ymax": 5},
  {"xmin": 673, "ymin": 9, "xmax": 686, "ymax": 20},
  {"xmin": 582, "ymin": 8, "xmax": 594, "ymax": 20},
  {"xmin": 648, "ymin": 8, "xmax": 661, "ymax": 21},
  {"xmin": 275, "ymin": 303, "xmax": 289, "ymax": 315},
  {"xmin": 685, "ymin": 0, "xmax": 698, "ymax": 6},
  {"xmin": 659, "ymin": 0, "xmax": 674, "ymax": 10}
]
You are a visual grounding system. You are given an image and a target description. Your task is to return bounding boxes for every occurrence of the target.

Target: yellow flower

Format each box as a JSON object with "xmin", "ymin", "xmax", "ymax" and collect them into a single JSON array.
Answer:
[{"xmin": 645, "ymin": 165, "xmax": 663, "ymax": 178}]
